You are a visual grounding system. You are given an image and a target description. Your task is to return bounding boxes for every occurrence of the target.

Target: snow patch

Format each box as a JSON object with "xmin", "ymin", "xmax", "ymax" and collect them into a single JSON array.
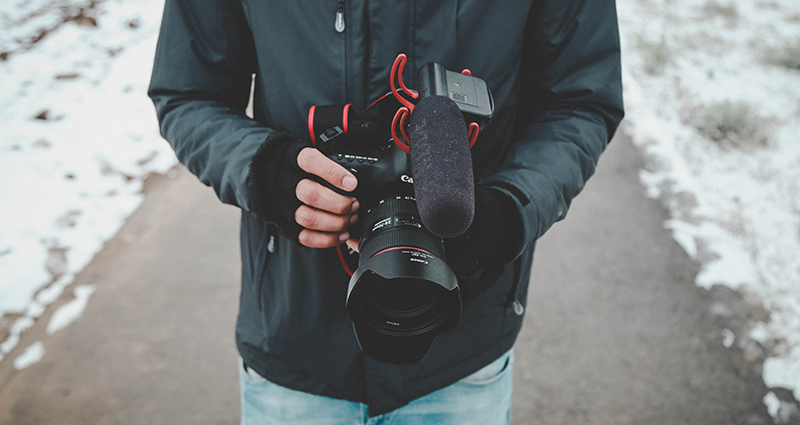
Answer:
[
  {"xmin": 13, "ymin": 341, "xmax": 44, "ymax": 370},
  {"xmin": 46, "ymin": 285, "xmax": 96, "ymax": 335},
  {"xmin": 0, "ymin": 0, "xmax": 175, "ymax": 354},
  {"xmin": 618, "ymin": 0, "xmax": 800, "ymax": 412},
  {"xmin": 722, "ymin": 329, "xmax": 735, "ymax": 348}
]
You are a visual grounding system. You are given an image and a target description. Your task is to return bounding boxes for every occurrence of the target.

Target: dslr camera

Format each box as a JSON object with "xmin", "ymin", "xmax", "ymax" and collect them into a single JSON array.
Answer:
[{"xmin": 308, "ymin": 57, "xmax": 493, "ymax": 365}]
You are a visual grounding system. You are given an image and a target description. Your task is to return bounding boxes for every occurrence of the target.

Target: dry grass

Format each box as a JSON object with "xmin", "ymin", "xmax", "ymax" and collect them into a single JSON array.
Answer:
[
  {"xmin": 772, "ymin": 44, "xmax": 800, "ymax": 70},
  {"xmin": 684, "ymin": 100, "xmax": 770, "ymax": 149},
  {"xmin": 702, "ymin": 0, "xmax": 739, "ymax": 24},
  {"xmin": 636, "ymin": 35, "xmax": 672, "ymax": 75}
]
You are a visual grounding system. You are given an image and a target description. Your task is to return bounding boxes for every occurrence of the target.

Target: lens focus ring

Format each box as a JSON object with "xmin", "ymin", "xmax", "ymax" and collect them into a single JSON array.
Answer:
[
  {"xmin": 359, "ymin": 196, "xmax": 445, "ymax": 260},
  {"xmin": 365, "ymin": 196, "xmax": 418, "ymax": 225}
]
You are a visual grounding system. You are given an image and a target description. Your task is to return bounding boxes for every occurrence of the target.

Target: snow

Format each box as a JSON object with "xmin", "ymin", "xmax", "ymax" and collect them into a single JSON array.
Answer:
[
  {"xmin": 764, "ymin": 390, "xmax": 800, "ymax": 424},
  {"xmin": 14, "ymin": 341, "xmax": 44, "ymax": 370},
  {"xmin": 0, "ymin": 0, "xmax": 798, "ymax": 418},
  {"xmin": 617, "ymin": 0, "xmax": 800, "ymax": 419},
  {"xmin": 722, "ymin": 328, "xmax": 736, "ymax": 348},
  {"xmin": 46, "ymin": 284, "xmax": 96, "ymax": 335},
  {"xmin": 765, "ymin": 391, "xmax": 782, "ymax": 419},
  {"xmin": 0, "ymin": 0, "xmax": 176, "ymax": 362}
]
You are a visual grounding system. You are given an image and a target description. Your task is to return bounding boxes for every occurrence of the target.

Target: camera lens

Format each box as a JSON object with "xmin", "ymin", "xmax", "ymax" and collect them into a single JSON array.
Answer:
[
  {"xmin": 345, "ymin": 195, "xmax": 461, "ymax": 364},
  {"xmin": 366, "ymin": 277, "xmax": 437, "ymax": 314},
  {"xmin": 358, "ymin": 195, "xmax": 445, "ymax": 259}
]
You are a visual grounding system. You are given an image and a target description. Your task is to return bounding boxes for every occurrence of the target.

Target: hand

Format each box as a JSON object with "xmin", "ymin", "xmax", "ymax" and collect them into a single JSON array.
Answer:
[
  {"xmin": 444, "ymin": 186, "xmax": 524, "ymax": 304},
  {"xmin": 295, "ymin": 148, "xmax": 359, "ymax": 248}
]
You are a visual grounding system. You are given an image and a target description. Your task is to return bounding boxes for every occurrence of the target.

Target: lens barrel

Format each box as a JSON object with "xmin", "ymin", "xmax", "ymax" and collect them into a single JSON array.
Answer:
[
  {"xmin": 358, "ymin": 196, "xmax": 445, "ymax": 259},
  {"xmin": 345, "ymin": 195, "xmax": 462, "ymax": 365}
]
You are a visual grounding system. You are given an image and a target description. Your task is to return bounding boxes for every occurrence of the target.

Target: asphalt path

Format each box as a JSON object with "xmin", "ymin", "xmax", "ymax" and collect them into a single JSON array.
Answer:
[{"xmin": 0, "ymin": 133, "xmax": 776, "ymax": 424}]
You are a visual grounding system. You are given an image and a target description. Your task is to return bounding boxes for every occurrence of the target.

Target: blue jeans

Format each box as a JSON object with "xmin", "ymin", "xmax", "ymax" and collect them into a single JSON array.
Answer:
[{"xmin": 239, "ymin": 349, "xmax": 514, "ymax": 425}]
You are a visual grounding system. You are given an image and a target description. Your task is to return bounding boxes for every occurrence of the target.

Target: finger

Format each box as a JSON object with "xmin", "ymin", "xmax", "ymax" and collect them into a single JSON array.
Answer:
[
  {"xmin": 295, "ymin": 205, "xmax": 353, "ymax": 233},
  {"xmin": 345, "ymin": 238, "xmax": 360, "ymax": 253},
  {"xmin": 296, "ymin": 179, "xmax": 357, "ymax": 215},
  {"xmin": 297, "ymin": 147, "xmax": 358, "ymax": 192},
  {"xmin": 298, "ymin": 229, "xmax": 350, "ymax": 249}
]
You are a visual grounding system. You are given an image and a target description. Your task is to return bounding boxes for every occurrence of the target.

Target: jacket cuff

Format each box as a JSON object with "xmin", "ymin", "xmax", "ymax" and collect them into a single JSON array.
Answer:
[
  {"xmin": 247, "ymin": 132, "xmax": 311, "ymax": 240},
  {"xmin": 473, "ymin": 185, "xmax": 525, "ymax": 266},
  {"xmin": 444, "ymin": 185, "xmax": 525, "ymax": 303},
  {"xmin": 483, "ymin": 169, "xmax": 565, "ymax": 257}
]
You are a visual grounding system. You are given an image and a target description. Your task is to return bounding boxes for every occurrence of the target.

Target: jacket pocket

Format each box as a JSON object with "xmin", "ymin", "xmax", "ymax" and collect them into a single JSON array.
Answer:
[
  {"xmin": 505, "ymin": 256, "xmax": 525, "ymax": 316},
  {"xmin": 240, "ymin": 358, "xmax": 269, "ymax": 384},
  {"xmin": 459, "ymin": 349, "xmax": 514, "ymax": 386},
  {"xmin": 254, "ymin": 223, "xmax": 277, "ymax": 312},
  {"xmin": 506, "ymin": 242, "xmax": 535, "ymax": 319}
]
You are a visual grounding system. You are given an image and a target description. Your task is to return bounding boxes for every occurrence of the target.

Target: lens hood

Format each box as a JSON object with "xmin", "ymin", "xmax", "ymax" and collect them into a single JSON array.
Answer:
[{"xmin": 346, "ymin": 248, "xmax": 461, "ymax": 365}]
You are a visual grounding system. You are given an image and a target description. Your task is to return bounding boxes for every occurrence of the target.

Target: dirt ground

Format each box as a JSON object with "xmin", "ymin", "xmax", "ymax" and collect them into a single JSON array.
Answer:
[{"xmin": 0, "ymin": 133, "xmax": 778, "ymax": 425}]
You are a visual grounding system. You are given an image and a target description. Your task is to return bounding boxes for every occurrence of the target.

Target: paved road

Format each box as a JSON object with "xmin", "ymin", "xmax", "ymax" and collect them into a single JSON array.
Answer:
[{"xmin": 0, "ymin": 133, "xmax": 774, "ymax": 424}]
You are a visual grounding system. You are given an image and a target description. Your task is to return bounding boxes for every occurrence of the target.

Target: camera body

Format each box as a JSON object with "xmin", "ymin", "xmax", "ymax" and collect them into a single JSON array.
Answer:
[
  {"xmin": 310, "ymin": 60, "xmax": 493, "ymax": 365},
  {"xmin": 315, "ymin": 61, "xmax": 493, "ymax": 224},
  {"xmin": 315, "ymin": 113, "xmax": 413, "ymax": 215}
]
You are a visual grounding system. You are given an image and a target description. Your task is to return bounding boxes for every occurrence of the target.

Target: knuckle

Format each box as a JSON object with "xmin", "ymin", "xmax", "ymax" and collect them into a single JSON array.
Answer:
[
  {"xmin": 332, "ymin": 203, "xmax": 348, "ymax": 216},
  {"xmin": 336, "ymin": 216, "xmax": 351, "ymax": 231},
  {"xmin": 322, "ymin": 163, "xmax": 341, "ymax": 180},
  {"xmin": 297, "ymin": 230, "xmax": 314, "ymax": 247},
  {"xmin": 321, "ymin": 235, "xmax": 338, "ymax": 248},
  {"xmin": 296, "ymin": 147, "xmax": 317, "ymax": 169},
  {"xmin": 329, "ymin": 197, "xmax": 352, "ymax": 215},
  {"xmin": 295, "ymin": 207, "xmax": 316, "ymax": 228},
  {"xmin": 298, "ymin": 230, "xmax": 335, "ymax": 249},
  {"xmin": 325, "ymin": 216, "xmax": 345, "ymax": 232},
  {"xmin": 340, "ymin": 199, "xmax": 357, "ymax": 215},
  {"xmin": 296, "ymin": 180, "xmax": 320, "ymax": 205}
]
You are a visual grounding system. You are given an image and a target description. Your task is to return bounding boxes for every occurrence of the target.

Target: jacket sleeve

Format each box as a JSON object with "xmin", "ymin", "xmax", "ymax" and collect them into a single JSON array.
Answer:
[
  {"xmin": 481, "ymin": 0, "xmax": 625, "ymax": 258},
  {"xmin": 147, "ymin": 0, "xmax": 269, "ymax": 211}
]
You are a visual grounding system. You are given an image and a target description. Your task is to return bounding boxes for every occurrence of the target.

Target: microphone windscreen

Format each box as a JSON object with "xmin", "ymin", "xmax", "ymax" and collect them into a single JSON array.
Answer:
[{"xmin": 408, "ymin": 95, "xmax": 475, "ymax": 238}]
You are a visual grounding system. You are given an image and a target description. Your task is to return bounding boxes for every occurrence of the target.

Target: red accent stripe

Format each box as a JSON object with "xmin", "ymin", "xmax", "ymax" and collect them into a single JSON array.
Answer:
[
  {"xmin": 343, "ymin": 104, "xmax": 353, "ymax": 134},
  {"xmin": 308, "ymin": 105, "xmax": 317, "ymax": 147},
  {"xmin": 373, "ymin": 246, "xmax": 431, "ymax": 257}
]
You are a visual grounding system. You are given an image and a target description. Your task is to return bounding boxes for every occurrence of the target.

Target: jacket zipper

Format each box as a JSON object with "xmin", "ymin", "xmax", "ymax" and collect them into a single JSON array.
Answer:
[
  {"xmin": 335, "ymin": 0, "xmax": 345, "ymax": 33},
  {"xmin": 339, "ymin": 0, "xmax": 349, "ymax": 103}
]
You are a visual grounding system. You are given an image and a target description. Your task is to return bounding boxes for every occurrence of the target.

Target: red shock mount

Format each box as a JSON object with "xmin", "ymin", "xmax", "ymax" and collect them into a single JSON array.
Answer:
[
  {"xmin": 389, "ymin": 53, "xmax": 480, "ymax": 154},
  {"xmin": 331, "ymin": 54, "xmax": 483, "ymax": 276}
]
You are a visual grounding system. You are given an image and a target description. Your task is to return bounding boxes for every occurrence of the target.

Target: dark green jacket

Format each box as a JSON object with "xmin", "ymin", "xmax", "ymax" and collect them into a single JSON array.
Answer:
[{"xmin": 149, "ymin": 0, "xmax": 623, "ymax": 416}]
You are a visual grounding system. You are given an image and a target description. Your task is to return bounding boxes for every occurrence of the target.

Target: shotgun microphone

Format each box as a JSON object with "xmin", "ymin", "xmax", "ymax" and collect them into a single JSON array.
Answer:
[{"xmin": 408, "ymin": 95, "xmax": 475, "ymax": 239}]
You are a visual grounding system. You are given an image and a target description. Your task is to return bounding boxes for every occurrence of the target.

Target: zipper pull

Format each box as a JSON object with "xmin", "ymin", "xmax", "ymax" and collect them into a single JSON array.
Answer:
[
  {"xmin": 335, "ymin": 0, "xmax": 345, "ymax": 33},
  {"xmin": 335, "ymin": 11, "xmax": 345, "ymax": 33}
]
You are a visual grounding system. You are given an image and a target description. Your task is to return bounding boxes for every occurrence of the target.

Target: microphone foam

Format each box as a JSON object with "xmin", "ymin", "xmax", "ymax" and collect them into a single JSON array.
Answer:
[{"xmin": 408, "ymin": 95, "xmax": 475, "ymax": 238}]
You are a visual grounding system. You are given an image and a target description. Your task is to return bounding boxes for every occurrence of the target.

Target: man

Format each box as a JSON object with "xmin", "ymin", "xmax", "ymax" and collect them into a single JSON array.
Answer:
[{"xmin": 149, "ymin": 0, "xmax": 623, "ymax": 423}]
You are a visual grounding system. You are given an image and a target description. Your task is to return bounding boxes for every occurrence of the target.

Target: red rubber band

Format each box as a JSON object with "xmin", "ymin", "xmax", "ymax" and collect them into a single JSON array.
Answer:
[
  {"xmin": 308, "ymin": 105, "xmax": 317, "ymax": 147},
  {"xmin": 391, "ymin": 54, "xmax": 417, "ymax": 111},
  {"xmin": 343, "ymin": 104, "xmax": 353, "ymax": 134},
  {"xmin": 336, "ymin": 244, "xmax": 354, "ymax": 277},
  {"xmin": 391, "ymin": 108, "xmax": 411, "ymax": 154},
  {"xmin": 468, "ymin": 122, "xmax": 479, "ymax": 148}
]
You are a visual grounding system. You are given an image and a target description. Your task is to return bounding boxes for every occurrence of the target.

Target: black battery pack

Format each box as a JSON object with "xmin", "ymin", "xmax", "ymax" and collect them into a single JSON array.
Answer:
[{"xmin": 415, "ymin": 62, "xmax": 494, "ymax": 127}]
